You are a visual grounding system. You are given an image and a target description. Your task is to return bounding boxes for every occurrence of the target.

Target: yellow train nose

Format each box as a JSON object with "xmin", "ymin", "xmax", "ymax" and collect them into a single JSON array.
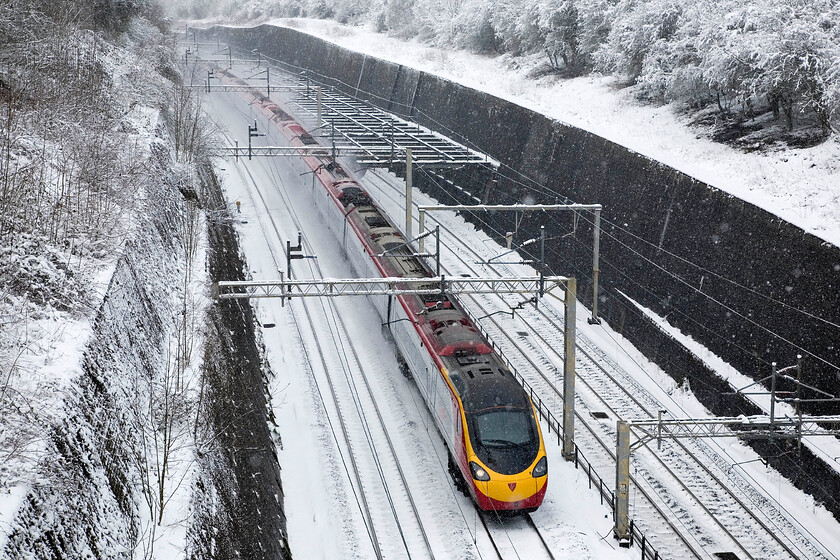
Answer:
[{"xmin": 485, "ymin": 477, "xmax": 542, "ymax": 502}]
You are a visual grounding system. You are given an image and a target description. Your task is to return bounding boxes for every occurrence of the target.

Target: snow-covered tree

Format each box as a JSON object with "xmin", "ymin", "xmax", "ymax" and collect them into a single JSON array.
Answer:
[
  {"xmin": 153, "ymin": 0, "xmax": 840, "ymax": 137},
  {"xmin": 539, "ymin": 0, "xmax": 583, "ymax": 74},
  {"xmin": 596, "ymin": 0, "xmax": 686, "ymax": 80}
]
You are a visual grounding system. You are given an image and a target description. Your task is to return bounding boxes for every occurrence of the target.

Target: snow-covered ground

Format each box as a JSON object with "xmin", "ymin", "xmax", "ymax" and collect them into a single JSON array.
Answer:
[
  {"xmin": 207, "ymin": 86, "xmax": 642, "ymax": 558},
  {"xmin": 205, "ymin": 56, "xmax": 840, "ymax": 557},
  {"xmin": 0, "ymin": 33, "xmax": 207, "ymax": 555},
  {"xmin": 4, "ymin": 13, "xmax": 837, "ymax": 557},
  {"xmin": 258, "ymin": 17, "xmax": 840, "ymax": 250}
]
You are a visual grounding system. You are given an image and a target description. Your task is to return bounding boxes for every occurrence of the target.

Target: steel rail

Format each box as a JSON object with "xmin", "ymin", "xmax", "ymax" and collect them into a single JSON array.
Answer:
[
  {"xmin": 477, "ymin": 511, "xmax": 557, "ymax": 560},
  {"xmin": 208, "ymin": 70, "xmax": 528, "ymax": 560},
  {"xmin": 476, "ymin": 514, "xmax": 505, "ymax": 560},
  {"xmin": 225, "ymin": 145, "xmax": 385, "ymax": 558},
  {"xmin": 371, "ymin": 169, "xmax": 830, "ymax": 559},
  {"xmin": 257, "ymin": 157, "xmax": 437, "ymax": 560},
  {"xmin": 217, "ymin": 49, "xmax": 688, "ymax": 560},
  {"xmin": 210, "ymin": 42, "xmax": 834, "ymax": 560},
  {"xmin": 524, "ymin": 514, "xmax": 557, "ymax": 560},
  {"xmin": 216, "ymin": 116, "xmax": 439, "ymax": 557},
  {"xmin": 364, "ymin": 171, "xmax": 701, "ymax": 559}
]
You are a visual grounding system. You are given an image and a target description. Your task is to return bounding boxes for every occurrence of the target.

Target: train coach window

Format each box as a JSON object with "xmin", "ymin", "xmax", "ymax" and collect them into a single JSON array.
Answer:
[
  {"xmin": 365, "ymin": 216, "xmax": 390, "ymax": 228},
  {"xmin": 298, "ymin": 132, "xmax": 318, "ymax": 145}
]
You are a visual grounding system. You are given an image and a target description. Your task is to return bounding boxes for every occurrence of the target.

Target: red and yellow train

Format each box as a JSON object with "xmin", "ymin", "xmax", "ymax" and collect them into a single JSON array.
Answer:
[{"xmin": 220, "ymin": 70, "xmax": 548, "ymax": 511}]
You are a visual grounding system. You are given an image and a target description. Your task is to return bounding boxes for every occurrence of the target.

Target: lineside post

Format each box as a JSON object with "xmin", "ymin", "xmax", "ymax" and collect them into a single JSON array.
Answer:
[
  {"xmin": 248, "ymin": 122, "xmax": 255, "ymax": 160},
  {"xmin": 539, "ymin": 225, "xmax": 546, "ymax": 299},
  {"xmin": 406, "ymin": 148, "xmax": 413, "ymax": 241},
  {"xmin": 770, "ymin": 362, "xmax": 778, "ymax": 438},
  {"xmin": 316, "ymin": 87, "xmax": 322, "ymax": 129},
  {"xmin": 331, "ymin": 120, "xmax": 336, "ymax": 160},
  {"xmin": 418, "ymin": 209, "xmax": 426, "ymax": 252},
  {"xmin": 435, "ymin": 226, "xmax": 441, "ymax": 276},
  {"xmin": 615, "ymin": 421, "xmax": 631, "ymax": 546},
  {"xmin": 589, "ymin": 209, "xmax": 602, "ymax": 324},
  {"xmin": 562, "ymin": 277, "xmax": 576, "ymax": 460},
  {"xmin": 796, "ymin": 355, "xmax": 803, "ymax": 451},
  {"xmin": 247, "ymin": 121, "xmax": 264, "ymax": 161}
]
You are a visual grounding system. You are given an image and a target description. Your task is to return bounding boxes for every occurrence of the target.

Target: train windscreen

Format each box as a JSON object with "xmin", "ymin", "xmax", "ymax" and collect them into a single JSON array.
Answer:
[
  {"xmin": 468, "ymin": 406, "xmax": 540, "ymax": 475},
  {"xmin": 473, "ymin": 409, "xmax": 533, "ymax": 447}
]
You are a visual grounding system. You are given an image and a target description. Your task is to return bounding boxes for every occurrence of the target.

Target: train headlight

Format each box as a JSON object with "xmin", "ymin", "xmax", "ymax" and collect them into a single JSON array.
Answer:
[
  {"xmin": 469, "ymin": 461, "xmax": 491, "ymax": 481},
  {"xmin": 532, "ymin": 456, "xmax": 547, "ymax": 478}
]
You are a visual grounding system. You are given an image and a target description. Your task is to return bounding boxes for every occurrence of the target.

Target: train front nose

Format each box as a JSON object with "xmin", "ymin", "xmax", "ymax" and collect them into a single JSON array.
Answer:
[
  {"xmin": 490, "ymin": 477, "xmax": 540, "ymax": 502},
  {"xmin": 474, "ymin": 474, "xmax": 547, "ymax": 510}
]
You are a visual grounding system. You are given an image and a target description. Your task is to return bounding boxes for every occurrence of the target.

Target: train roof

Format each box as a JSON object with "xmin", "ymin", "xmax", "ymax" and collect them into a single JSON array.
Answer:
[
  {"xmin": 329, "ymin": 168, "xmax": 529, "ymax": 410},
  {"xmin": 447, "ymin": 360, "xmax": 531, "ymax": 414}
]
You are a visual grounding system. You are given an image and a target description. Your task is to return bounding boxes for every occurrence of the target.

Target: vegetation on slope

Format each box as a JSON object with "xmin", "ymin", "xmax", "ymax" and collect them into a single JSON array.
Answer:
[
  {"xmin": 1, "ymin": 2, "xmax": 222, "ymax": 556},
  {"xmin": 171, "ymin": 0, "xmax": 840, "ymax": 147}
]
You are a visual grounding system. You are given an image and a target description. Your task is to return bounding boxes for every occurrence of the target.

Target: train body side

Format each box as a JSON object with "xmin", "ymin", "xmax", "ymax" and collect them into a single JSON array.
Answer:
[{"xmin": 216, "ymin": 69, "xmax": 546, "ymax": 511}]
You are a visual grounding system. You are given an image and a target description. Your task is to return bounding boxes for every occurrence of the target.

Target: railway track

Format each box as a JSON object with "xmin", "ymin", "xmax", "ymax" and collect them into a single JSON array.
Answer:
[
  {"xmin": 479, "ymin": 513, "xmax": 556, "ymax": 560},
  {"xmin": 213, "ymin": 114, "xmax": 438, "ymax": 558},
  {"xmin": 361, "ymin": 167, "xmax": 835, "ymax": 560},
  {"xmin": 209, "ymin": 86, "xmax": 570, "ymax": 559},
  {"xmin": 207, "ymin": 58, "xmax": 724, "ymax": 558},
  {"xmin": 205, "ymin": 54, "xmax": 833, "ymax": 559}
]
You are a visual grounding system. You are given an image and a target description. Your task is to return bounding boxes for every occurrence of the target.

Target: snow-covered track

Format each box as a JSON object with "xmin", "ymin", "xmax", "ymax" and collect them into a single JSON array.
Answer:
[
  {"xmin": 205, "ymin": 53, "xmax": 833, "ymax": 559},
  {"xmin": 363, "ymin": 168, "xmax": 832, "ymax": 560},
  {"xmin": 478, "ymin": 513, "xmax": 556, "ymax": 560},
  {"xmin": 217, "ymin": 124, "xmax": 437, "ymax": 559}
]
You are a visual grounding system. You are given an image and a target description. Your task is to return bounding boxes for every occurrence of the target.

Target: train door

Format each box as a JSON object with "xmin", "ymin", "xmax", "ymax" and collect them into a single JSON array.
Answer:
[{"xmin": 428, "ymin": 367, "xmax": 436, "ymax": 419}]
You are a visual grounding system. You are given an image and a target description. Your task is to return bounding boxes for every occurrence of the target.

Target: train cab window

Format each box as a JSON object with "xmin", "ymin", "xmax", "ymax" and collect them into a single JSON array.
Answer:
[
  {"xmin": 473, "ymin": 408, "xmax": 534, "ymax": 447},
  {"xmin": 463, "ymin": 380, "xmax": 541, "ymax": 475},
  {"xmin": 449, "ymin": 372, "xmax": 466, "ymax": 396}
]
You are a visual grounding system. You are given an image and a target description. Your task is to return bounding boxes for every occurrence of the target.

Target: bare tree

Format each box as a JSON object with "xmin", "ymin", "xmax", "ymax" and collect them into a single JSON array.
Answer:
[{"xmin": 172, "ymin": 82, "xmax": 216, "ymax": 163}]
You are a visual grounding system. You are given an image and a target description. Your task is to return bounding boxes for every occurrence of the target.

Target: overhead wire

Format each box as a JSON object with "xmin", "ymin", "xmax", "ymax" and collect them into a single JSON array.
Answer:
[
  {"xmin": 210, "ymin": 116, "xmax": 380, "ymax": 553},
  {"xmin": 368, "ymin": 168, "xmax": 746, "ymax": 558},
  {"xmin": 412, "ymin": 164, "xmax": 796, "ymax": 376},
  {"xmin": 376, "ymin": 163, "xmax": 840, "ymax": 552},
  {"xmin": 412, "ymin": 163, "xmax": 790, "ymax": 375},
  {"xmin": 228, "ymin": 35, "xmax": 840, "ymax": 385},
  {"xmin": 254, "ymin": 107, "xmax": 418, "ymax": 558},
  {"xmin": 236, "ymin": 84, "xmax": 495, "ymax": 558},
  {"xmin": 418, "ymin": 149, "xmax": 840, "ymax": 372},
  {"xmin": 222, "ymin": 41, "xmax": 840, "ymax": 551}
]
